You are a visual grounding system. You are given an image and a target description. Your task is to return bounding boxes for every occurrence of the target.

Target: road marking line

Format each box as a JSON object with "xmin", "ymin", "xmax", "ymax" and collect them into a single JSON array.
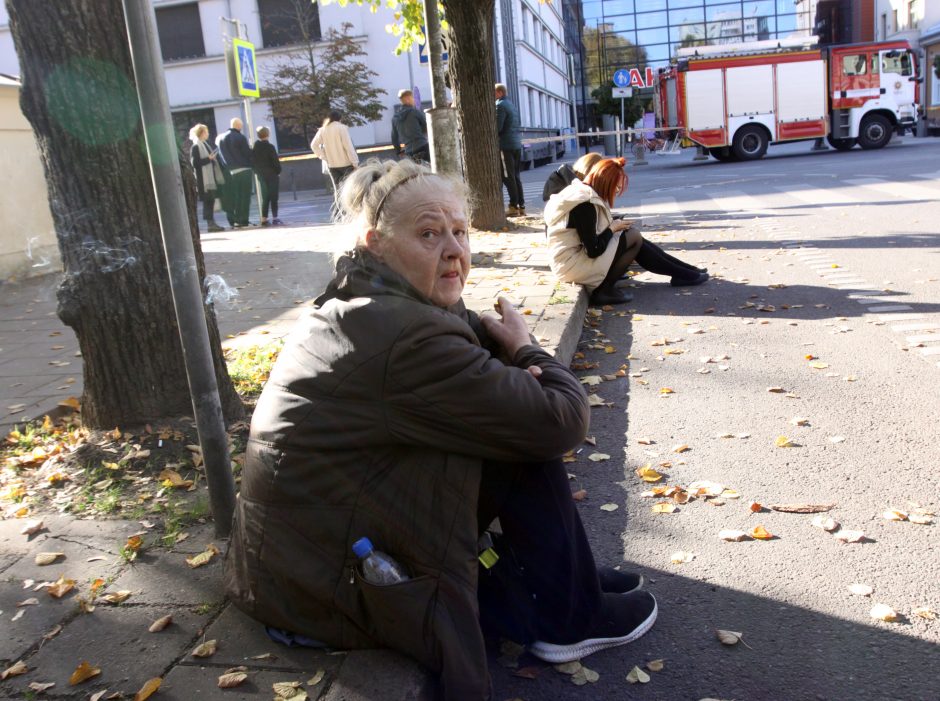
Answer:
[
  {"xmin": 773, "ymin": 186, "xmax": 860, "ymax": 207},
  {"xmin": 906, "ymin": 334, "xmax": 940, "ymax": 344},
  {"xmin": 880, "ymin": 313, "xmax": 924, "ymax": 322},
  {"xmin": 892, "ymin": 322, "xmax": 940, "ymax": 332},
  {"xmin": 856, "ymin": 298, "xmax": 894, "ymax": 305},
  {"xmin": 844, "ymin": 178, "xmax": 940, "ymax": 202},
  {"xmin": 868, "ymin": 304, "xmax": 914, "ymax": 312},
  {"xmin": 848, "ymin": 291, "xmax": 889, "ymax": 298},
  {"xmin": 919, "ymin": 346, "xmax": 940, "ymax": 356},
  {"xmin": 706, "ymin": 190, "xmax": 776, "ymax": 215},
  {"xmin": 829, "ymin": 280, "xmax": 866, "ymax": 285}
]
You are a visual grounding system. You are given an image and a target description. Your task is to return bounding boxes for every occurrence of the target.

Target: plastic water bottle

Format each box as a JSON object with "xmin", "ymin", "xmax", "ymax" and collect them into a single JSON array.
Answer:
[{"xmin": 352, "ymin": 537, "xmax": 409, "ymax": 585}]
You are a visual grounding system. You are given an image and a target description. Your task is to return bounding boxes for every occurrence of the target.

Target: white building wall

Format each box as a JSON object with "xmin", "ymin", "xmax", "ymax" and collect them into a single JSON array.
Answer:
[
  {"xmin": 875, "ymin": 0, "xmax": 940, "ymax": 42},
  {"xmin": 0, "ymin": 1, "xmax": 434, "ymax": 152}
]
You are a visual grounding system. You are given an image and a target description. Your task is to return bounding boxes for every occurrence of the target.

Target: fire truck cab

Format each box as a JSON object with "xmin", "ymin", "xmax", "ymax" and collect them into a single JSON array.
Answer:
[{"xmin": 658, "ymin": 36, "xmax": 918, "ymax": 161}]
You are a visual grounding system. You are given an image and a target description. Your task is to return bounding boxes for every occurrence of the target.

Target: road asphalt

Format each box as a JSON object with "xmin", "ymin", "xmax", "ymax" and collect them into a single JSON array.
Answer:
[{"xmin": 2, "ymin": 136, "xmax": 939, "ymax": 700}]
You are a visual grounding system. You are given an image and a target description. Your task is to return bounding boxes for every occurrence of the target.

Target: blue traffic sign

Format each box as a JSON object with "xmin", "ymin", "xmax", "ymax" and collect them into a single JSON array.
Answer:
[{"xmin": 613, "ymin": 69, "xmax": 630, "ymax": 87}]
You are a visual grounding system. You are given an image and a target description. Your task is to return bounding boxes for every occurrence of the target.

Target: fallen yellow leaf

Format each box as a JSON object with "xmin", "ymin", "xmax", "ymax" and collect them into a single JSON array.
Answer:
[
  {"xmin": 912, "ymin": 607, "xmax": 937, "ymax": 620},
  {"xmin": 149, "ymin": 614, "xmax": 173, "ymax": 632},
  {"xmin": 626, "ymin": 666, "xmax": 650, "ymax": 684},
  {"xmin": 659, "ymin": 387, "xmax": 675, "ymax": 394},
  {"xmin": 133, "ymin": 677, "xmax": 162, "ymax": 701},
  {"xmin": 218, "ymin": 671, "xmax": 249, "ymax": 688},
  {"xmin": 68, "ymin": 661, "xmax": 101, "ymax": 685},
  {"xmin": 652, "ymin": 502, "xmax": 677, "ymax": 514},
  {"xmin": 185, "ymin": 543, "xmax": 221, "ymax": 568},
  {"xmin": 47, "ymin": 575, "xmax": 76, "ymax": 599},
  {"xmin": 869, "ymin": 604, "xmax": 898, "ymax": 622},
  {"xmin": 646, "ymin": 659, "xmax": 665, "ymax": 672},
  {"xmin": 750, "ymin": 525, "xmax": 773, "ymax": 540},
  {"xmin": 774, "ymin": 435, "xmax": 796, "ymax": 448},
  {"xmin": 192, "ymin": 639, "xmax": 218, "ymax": 658},
  {"xmin": 635, "ymin": 464, "xmax": 664, "ymax": 482},
  {"xmin": 0, "ymin": 661, "xmax": 27, "ymax": 681}
]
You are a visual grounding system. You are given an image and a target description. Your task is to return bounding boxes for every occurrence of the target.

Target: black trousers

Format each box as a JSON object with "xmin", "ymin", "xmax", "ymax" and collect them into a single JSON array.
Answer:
[
  {"xmin": 200, "ymin": 192, "xmax": 216, "ymax": 222},
  {"xmin": 230, "ymin": 169, "xmax": 253, "ymax": 226},
  {"xmin": 260, "ymin": 175, "xmax": 279, "ymax": 219},
  {"xmin": 476, "ymin": 457, "xmax": 602, "ymax": 645},
  {"xmin": 500, "ymin": 149, "xmax": 524, "ymax": 208},
  {"xmin": 406, "ymin": 144, "xmax": 431, "ymax": 163},
  {"xmin": 328, "ymin": 166, "xmax": 354, "ymax": 196}
]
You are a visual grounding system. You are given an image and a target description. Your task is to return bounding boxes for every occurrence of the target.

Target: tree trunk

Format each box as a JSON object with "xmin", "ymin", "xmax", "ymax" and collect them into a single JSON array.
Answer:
[
  {"xmin": 444, "ymin": 0, "xmax": 506, "ymax": 229},
  {"xmin": 7, "ymin": 0, "xmax": 243, "ymax": 428}
]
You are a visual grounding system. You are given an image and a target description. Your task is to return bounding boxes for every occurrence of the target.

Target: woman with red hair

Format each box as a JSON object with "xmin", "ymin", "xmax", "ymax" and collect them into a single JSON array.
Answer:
[{"xmin": 543, "ymin": 157, "xmax": 707, "ymax": 305}]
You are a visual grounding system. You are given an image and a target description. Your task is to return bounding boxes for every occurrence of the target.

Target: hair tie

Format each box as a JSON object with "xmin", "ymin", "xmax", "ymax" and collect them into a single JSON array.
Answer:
[{"xmin": 371, "ymin": 173, "xmax": 423, "ymax": 229}]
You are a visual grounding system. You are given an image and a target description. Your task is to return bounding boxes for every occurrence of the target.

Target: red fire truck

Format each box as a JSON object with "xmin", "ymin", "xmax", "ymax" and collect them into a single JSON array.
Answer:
[{"xmin": 657, "ymin": 36, "xmax": 919, "ymax": 161}]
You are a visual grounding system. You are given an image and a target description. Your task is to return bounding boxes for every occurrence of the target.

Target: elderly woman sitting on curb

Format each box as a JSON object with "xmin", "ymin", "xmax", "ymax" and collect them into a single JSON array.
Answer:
[{"xmin": 225, "ymin": 159, "xmax": 658, "ymax": 700}]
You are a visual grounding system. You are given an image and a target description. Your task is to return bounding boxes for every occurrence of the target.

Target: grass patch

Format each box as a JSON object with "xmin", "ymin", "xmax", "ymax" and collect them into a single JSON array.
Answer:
[{"xmin": 225, "ymin": 340, "xmax": 284, "ymax": 397}]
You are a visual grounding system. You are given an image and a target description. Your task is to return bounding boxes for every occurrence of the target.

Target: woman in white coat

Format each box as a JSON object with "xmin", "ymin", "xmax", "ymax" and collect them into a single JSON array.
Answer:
[
  {"xmin": 311, "ymin": 110, "xmax": 359, "ymax": 195},
  {"xmin": 543, "ymin": 157, "xmax": 707, "ymax": 305}
]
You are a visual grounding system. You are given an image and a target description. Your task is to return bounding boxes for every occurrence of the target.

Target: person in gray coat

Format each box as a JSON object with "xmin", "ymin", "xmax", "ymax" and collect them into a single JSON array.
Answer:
[
  {"xmin": 496, "ymin": 83, "xmax": 525, "ymax": 217},
  {"xmin": 390, "ymin": 89, "xmax": 430, "ymax": 162}
]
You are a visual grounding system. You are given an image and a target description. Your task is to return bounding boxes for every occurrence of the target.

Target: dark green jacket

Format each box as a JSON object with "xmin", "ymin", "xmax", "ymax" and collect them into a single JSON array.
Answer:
[
  {"xmin": 495, "ymin": 96, "xmax": 522, "ymax": 150},
  {"xmin": 224, "ymin": 249, "xmax": 589, "ymax": 701},
  {"xmin": 391, "ymin": 104, "xmax": 429, "ymax": 154}
]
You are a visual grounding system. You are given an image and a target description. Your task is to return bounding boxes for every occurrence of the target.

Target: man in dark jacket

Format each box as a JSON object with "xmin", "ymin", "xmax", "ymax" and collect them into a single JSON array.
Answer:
[
  {"xmin": 496, "ymin": 83, "xmax": 525, "ymax": 217},
  {"xmin": 390, "ymin": 89, "xmax": 430, "ymax": 162},
  {"xmin": 217, "ymin": 117, "xmax": 254, "ymax": 227}
]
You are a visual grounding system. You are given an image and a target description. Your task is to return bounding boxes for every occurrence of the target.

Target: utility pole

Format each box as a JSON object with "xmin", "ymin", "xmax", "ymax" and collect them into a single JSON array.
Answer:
[
  {"xmin": 122, "ymin": 0, "xmax": 236, "ymax": 537},
  {"xmin": 423, "ymin": 0, "xmax": 460, "ymax": 176}
]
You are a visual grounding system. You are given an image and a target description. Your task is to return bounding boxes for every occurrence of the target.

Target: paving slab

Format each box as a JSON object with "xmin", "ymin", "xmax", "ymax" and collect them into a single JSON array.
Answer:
[
  {"xmin": 3, "ymin": 603, "xmax": 213, "ymax": 697},
  {"xmin": 322, "ymin": 650, "xmax": 435, "ymax": 701},
  {"xmin": 1, "ymin": 533, "xmax": 125, "ymax": 584},
  {"xmin": 161, "ymin": 664, "xmax": 325, "ymax": 700},
  {"xmin": 0, "ymin": 578, "xmax": 75, "ymax": 663},
  {"xmin": 110, "ymin": 548, "xmax": 226, "ymax": 607}
]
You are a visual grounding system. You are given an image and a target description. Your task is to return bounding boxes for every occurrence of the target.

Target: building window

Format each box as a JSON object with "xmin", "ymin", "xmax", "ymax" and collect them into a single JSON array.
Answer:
[
  {"xmin": 273, "ymin": 116, "xmax": 313, "ymax": 153},
  {"xmin": 880, "ymin": 13, "xmax": 887, "ymax": 39},
  {"xmin": 521, "ymin": 6, "xmax": 529, "ymax": 43},
  {"xmin": 172, "ymin": 107, "xmax": 216, "ymax": 152},
  {"xmin": 908, "ymin": 1, "xmax": 920, "ymax": 29},
  {"xmin": 259, "ymin": 0, "xmax": 321, "ymax": 48},
  {"xmin": 155, "ymin": 3, "xmax": 205, "ymax": 62},
  {"xmin": 893, "ymin": 9, "xmax": 899, "ymax": 32}
]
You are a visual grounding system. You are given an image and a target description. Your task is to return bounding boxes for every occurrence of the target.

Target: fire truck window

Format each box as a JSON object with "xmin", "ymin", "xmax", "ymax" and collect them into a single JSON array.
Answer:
[
  {"xmin": 843, "ymin": 54, "xmax": 868, "ymax": 76},
  {"xmin": 871, "ymin": 54, "xmax": 879, "ymax": 74},
  {"xmin": 882, "ymin": 51, "xmax": 913, "ymax": 76}
]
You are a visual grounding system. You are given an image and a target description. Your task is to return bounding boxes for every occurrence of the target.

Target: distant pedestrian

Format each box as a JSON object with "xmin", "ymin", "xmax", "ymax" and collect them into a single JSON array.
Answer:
[
  {"xmin": 311, "ymin": 110, "xmax": 359, "ymax": 196},
  {"xmin": 253, "ymin": 126, "xmax": 282, "ymax": 226},
  {"xmin": 390, "ymin": 89, "xmax": 430, "ymax": 163},
  {"xmin": 217, "ymin": 117, "xmax": 254, "ymax": 227},
  {"xmin": 495, "ymin": 83, "xmax": 525, "ymax": 217},
  {"xmin": 189, "ymin": 123, "xmax": 225, "ymax": 232}
]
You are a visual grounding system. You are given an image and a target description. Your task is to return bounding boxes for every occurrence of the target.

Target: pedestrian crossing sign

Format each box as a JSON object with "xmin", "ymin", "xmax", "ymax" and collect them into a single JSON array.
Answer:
[{"xmin": 232, "ymin": 38, "xmax": 260, "ymax": 98}]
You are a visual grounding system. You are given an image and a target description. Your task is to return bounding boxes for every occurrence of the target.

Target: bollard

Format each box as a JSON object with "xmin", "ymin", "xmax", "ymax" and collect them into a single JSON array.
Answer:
[
  {"xmin": 291, "ymin": 170, "xmax": 297, "ymax": 201},
  {"xmin": 693, "ymin": 145, "xmax": 710, "ymax": 161},
  {"xmin": 633, "ymin": 139, "xmax": 648, "ymax": 166}
]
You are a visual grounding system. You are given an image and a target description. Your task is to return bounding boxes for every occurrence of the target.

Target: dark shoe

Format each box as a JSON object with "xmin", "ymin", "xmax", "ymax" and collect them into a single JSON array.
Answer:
[
  {"xmin": 528, "ymin": 591, "xmax": 658, "ymax": 663},
  {"xmin": 505, "ymin": 206, "xmax": 520, "ymax": 217},
  {"xmin": 597, "ymin": 567, "xmax": 644, "ymax": 594},
  {"xmin": 207, "ymin": 223, "xmax": 224, "ymax": 232},
  {"xmin": 589, "ymin": 287, "xmax": 633, "ymax": 306},
  {"xmin": 260, "ymin": 219, "xmax": 270, "ymax": 227},
  {"xmin": 670, "ymin": 271, "xmax": 709, "ymax": 287},
  {"xmin": 272, "ymin": 218, "xmax": 284, "ymax": 225}
]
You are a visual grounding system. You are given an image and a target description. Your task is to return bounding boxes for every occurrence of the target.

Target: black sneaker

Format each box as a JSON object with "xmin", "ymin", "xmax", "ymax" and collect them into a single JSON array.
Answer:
[
  {"xmin": 528, "ymin": 590, "xmax": 658, "ymax": 663},
  {"xmin": 597, "ymin": 566, "xmax": 644, "ymax": 594},
  {"xmin": 589, "ymin": 287, "xmax": 633, "ymax": 306},
  {"xmin": 670, "ymin": 271, "xmax": 709, "ymax": 287}
]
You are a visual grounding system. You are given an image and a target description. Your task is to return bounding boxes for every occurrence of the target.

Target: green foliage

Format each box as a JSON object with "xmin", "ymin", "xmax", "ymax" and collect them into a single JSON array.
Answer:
[
  {"xmin": 263, "ymin": 19, "xmax": 386, "ymax": 140},
  {"xmin": 317, "ymin": 0, "xmax": 440, "ymax": 55},
  {"xmin": 591, "ymin": 84, "xmax": 644, "ymax": 124},
  {"xmin": 224, "ymin": 340, "xmax": 284, "ymax": 397}
]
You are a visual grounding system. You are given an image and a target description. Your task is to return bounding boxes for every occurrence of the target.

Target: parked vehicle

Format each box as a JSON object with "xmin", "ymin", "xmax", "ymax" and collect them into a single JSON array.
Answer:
[
  {"xmin": 657, "ymin": 36, "xmax": 919, "ymax": 161},
  {"xmin": 520, "ymin": 127, "xmax": 566, "ymax": 170}
]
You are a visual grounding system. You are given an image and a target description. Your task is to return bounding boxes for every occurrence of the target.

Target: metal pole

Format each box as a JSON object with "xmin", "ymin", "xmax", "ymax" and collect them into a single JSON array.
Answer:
[
  {"xmin": 122, "ymin": 0, "xmax": 236, "ymax": 537},
  {"xmin": 620, "ymin": 97, "xmax": 625, "ymax": 158},
  {"xmin": 422, "ymin": 0, "xmax": 460, "ymax": 175},
  {"xmin": 242, "ymin": 96, "xmax": 263, "ymax": 218}
]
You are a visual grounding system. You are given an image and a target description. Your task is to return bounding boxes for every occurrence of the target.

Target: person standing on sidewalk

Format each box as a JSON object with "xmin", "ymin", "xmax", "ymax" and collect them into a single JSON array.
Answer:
[
  {"xmin": 310, "ymin": 110, "xmax": 359, "ymax": 197},
  {"xmin": 252, "ymin": 126, "xmax": 282, "ymax": 226},
  {"xmin": 495, "ymin": 83, "xmax": 525, "ymax": 217},
  {"xmin": 217, "ymin": 117, "xmax": 254, "ymax": 227},
  {"xmin": 188, "ymin": 123, "xmax": 225, "ymax": 232},
  {"xmin": 390, "ymin": 89, "xmax": 430, "ymax": 162}
]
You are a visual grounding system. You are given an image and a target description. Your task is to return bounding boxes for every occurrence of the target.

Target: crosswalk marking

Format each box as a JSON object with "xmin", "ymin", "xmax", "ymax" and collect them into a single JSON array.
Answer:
[
  {"xmin": 906, "ymin": 334, "xmax": 940, "ymax": 344},
  {"xmin": 892, "ymin": 322, "xmax": 940, "ymax": 332},
  {"xmin": 703, "ymin": 190, "xmax": 775, "ymax": 215},
  {"xmin": 774, "ymin": 185, "xmax": 860, "ymax": 207},
  {"xmin": 881, "ymin": 313, "xmax": 924, "ymax": 322},
  {"xmin": 868, "ymin": 304, "xmax": 914, "ymax": 313},
  {"xmin": 844, "ymin": 178, "xmax": 940, "ymax": 202},
  {"xmin": 920, "ymin": 346, "xmax": 940, "ymax": 356}
]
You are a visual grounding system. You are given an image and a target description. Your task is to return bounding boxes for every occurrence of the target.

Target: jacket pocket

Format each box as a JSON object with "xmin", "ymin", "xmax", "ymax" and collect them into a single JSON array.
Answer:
[{"xmin": 355, "ymin": 569, "xmax": 442, "ymax": 672}]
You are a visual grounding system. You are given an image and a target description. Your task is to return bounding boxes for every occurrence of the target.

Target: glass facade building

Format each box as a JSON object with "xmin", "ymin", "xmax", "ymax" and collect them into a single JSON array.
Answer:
[{"xmin": 563, "ymin": 0, "xmax": 817, "ymax": 129}]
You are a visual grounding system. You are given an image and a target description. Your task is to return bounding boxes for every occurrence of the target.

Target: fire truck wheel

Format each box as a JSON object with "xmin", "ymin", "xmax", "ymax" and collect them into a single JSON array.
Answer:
[
  {"xmin": 826, "ymin": 135, "xmax": 856, "ymax": 151},
  {"xmin": 858, "ymin": 114, "xmax": 892, "ymax": 150},
  {"xmin": 732, "ymin": 125, "xmax": 769, "ymax": 160}
]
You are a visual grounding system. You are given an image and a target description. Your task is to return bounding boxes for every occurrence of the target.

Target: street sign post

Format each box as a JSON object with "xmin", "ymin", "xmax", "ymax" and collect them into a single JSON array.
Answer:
[{"xmin": 612, "ymin": 71, "xmax": 632, "ymax": 156}]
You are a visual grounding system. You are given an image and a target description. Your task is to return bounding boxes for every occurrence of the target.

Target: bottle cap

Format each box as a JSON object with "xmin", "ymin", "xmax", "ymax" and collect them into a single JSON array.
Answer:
[{"xmin": 352, "ymin": 537, "xmax": 374, "ymax": 559}]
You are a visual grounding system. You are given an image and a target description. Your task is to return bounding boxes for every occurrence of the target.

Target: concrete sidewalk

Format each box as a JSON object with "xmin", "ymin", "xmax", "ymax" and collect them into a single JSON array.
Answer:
[{"xmin": 0, "ymin": 219, "xmax": 587, "ymax": 700}]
